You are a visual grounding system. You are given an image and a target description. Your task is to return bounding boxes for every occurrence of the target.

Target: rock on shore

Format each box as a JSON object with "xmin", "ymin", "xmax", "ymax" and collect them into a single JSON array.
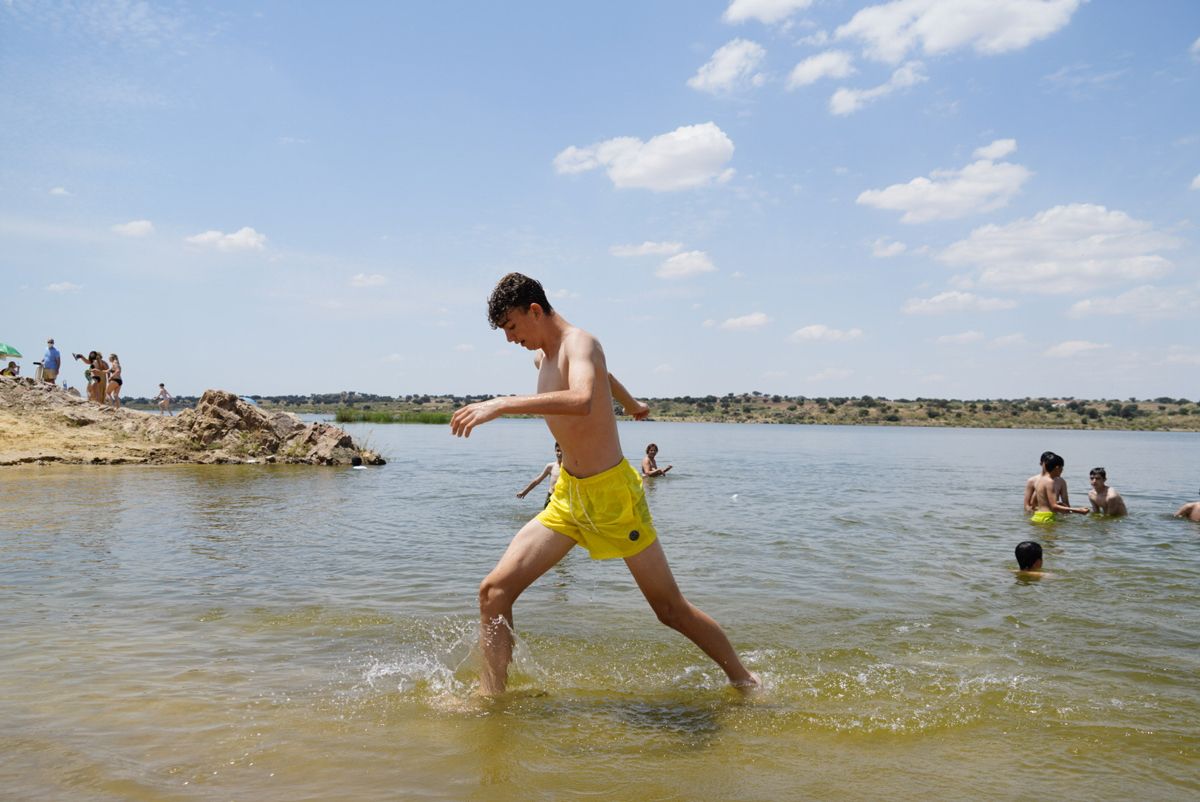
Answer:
[{"xmin": 0, "ymin": 379, "xmax": 385, "ymax": 467}]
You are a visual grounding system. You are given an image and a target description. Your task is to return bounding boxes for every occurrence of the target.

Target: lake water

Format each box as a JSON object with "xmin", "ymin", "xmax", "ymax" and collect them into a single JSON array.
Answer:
[{"xmin": 2, "ymin": 420, "xmax": 1199, "ymax": 801}]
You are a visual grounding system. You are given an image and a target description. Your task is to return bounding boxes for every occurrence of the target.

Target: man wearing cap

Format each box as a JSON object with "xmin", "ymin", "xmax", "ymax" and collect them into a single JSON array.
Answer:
[{"xmin": 42, "ymin": 338, "xmax": 61, "ymax": 385}]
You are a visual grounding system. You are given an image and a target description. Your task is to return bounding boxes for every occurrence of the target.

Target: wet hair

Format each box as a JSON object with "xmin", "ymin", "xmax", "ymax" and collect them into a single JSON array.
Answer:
[
  {"xmin": 1040, "ymin": 451, "xmax": 1056, "ymax": 466},
  {"xmin": 487, "ymin": 273, "xmax": 553, "ymax": 329},
  {"xmin": 1015, "ymin": 541, "xmax": 1043, "ymax": 570},
  {"xmin": 1089, "ymin": 467, "xmax": 1106, "ymax": 480},
  {"xmin": 109, "ymin": 353, "xmax": 119, "ymax": 362},
  {"xmin": 646, "ymin": 443, "xmax": 658, "ymax": 454},
  {"xmin": 1044, "ymin": 453, "xmax": 1065, "ymax": 472}
]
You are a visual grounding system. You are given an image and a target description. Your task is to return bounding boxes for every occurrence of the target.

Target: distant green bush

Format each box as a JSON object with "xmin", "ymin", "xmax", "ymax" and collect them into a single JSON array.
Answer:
[{"xmin": 335, "ymin": 408, "xmax": 450, "ymax": 424}]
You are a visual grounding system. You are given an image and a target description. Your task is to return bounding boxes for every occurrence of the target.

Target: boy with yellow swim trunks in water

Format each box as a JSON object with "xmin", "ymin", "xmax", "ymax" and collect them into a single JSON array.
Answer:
[
  {"xmin": 1030, "ymin": 453, "xmax": 1089, "ymax": 523},
  {"xmin": 451, "ymin": 273, "xmax": 759, "ymax": 696}
]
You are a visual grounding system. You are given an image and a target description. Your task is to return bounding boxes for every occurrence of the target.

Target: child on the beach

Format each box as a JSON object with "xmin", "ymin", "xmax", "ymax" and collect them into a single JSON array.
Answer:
[
  {"xmin": 1030, "ymin": 454, "xmax": 1089, "ymax": 523},
  {"xmin": 1014, "ymin": 540, "xmax": 1046, "ymax": 576},
  {"xmin": 156, "ymin": 383, "xmax": 173, "ymax": 416},
  {"xmin": 450, "ymin": 272, "xmax": 758, "ymax": 695},
  {"xmin": 1088, "ymin": 467, "xmax": 1127, "ymax": 517},
  {"xmin": 516, "ymin": 442, "xmax": 563, "ymax": 508}
]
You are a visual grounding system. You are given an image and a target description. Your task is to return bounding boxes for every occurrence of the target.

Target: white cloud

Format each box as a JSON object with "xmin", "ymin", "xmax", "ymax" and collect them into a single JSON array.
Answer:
[
  {"xmin": 1044, "ymin": 340, "xmax": 1109, "ymax": 358},
  {"xmin": 872, "ymin": 238, "xmax": 907, "ymax": 257},
  {"xmin": 789, "ymin": 324, "xmax": 864, "ymax": 342},
  {"xmin": 935, "ymin": 330, "xmax": 984, "ymax": 344},
  {"xmin": 787, "ymin": 50, "xmax": 855, "ymax": 89},
  {"xmin": 350, "ymin": 273, "xmax": 387, "ymax": 288},
  {"xmin": 939, "ymin": 204, "xmax": 1181, "ymax": 294},
  {"xmin": 836, "ymin": 0, "xmax": 1083, "ymax": 65},
  {"xmin": 1163, "ymin": 345, "xmax": 1200, "ymax": 366},
  {"xmin": 808, "ymin": 367, "xmax": 853, "ymax": 382},
  {"xmin": 111, "ymin": 219, "xmax": 154, "ymax": 237},
  {"xmin": 829, "ymin": 61, "xmax": 927, "ymax": 115},
  {"xmin": 1191, "ymin": 173, "xmax": 1200, "ymax": 190},
  {"xmin": 554, "ymin": 122, "xmax": 735, "ymax": 192},
  {"xmin": 185, "ymin": 226, "xmax": 267, "ymax": 251},
  {"xmin": 49, "ymin": 187, "xmax": 71, "ymax": 196},
  {"xmin": 902, "ymin": 290, "xmax": 1016, "ymax": 315},
  {"xmin": 688, "ymin": 39, "xmax": 767, "ymax": 94},
  {"xmin": 1191, "ymin": 36, "xmax": 1200, "ymax": 61},
  {"xmin": 723, "ymin": 0, "xmax": 813, "ymax": 25},
  {"xmin": 857, "ymin": 140, "xmax": 1031, "ymax": 222},
  {"xmin": 548, "ymin": 288, "xmax": 580, "ymax": 300},
  {"xmin": 658, "ymin": 250, "xmax": 717, "ymax": 279},
  {"xmin": 720, "ymin": 312, "xmax": 771, "ymax": 330},
  {"xmin": 46, "ymin": 281, "xmax": 82, "ymax": 292},
  {"xmin": 973, "ymin": 138, "xmax": 1017, "ymax": 160},
  {"xmin": 991, "ymin": 333, "xmax": 1027, "ymax": 347},
  {"xmin": 610, "ymin": 240, "xmax": 683, "ymax": 257},
  {"xmin": 1068, "ymin": 285, "xmax": 1200, "ymax": 320}
]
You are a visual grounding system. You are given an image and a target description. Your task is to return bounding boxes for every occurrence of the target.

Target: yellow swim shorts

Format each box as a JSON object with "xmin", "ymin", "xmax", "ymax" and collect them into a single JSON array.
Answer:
[
  {"xmin": 536, "ymin": 459, "xmax": 657, "ymax": 560},
  {"xmin": 1030, "ymin": 510, "xmax": 1056, "ymax": 524}
]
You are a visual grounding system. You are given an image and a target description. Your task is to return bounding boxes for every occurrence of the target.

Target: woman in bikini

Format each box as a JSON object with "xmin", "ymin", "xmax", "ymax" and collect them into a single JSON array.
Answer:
[{"xmin": 105, "ymin": 353, "xmax": 123, "ymax": 408}]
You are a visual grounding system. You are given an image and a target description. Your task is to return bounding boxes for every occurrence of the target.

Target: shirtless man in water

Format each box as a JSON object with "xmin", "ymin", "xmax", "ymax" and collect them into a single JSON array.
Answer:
[{"xmin": 451, "ymin": 273, "xmax": 759, "ymax": 696}]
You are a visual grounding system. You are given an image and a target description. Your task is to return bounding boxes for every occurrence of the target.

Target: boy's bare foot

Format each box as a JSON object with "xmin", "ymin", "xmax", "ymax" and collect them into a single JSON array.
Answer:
[{"xmin": 732, "ymin": 671, "xmax": 762, "ymax": 692}]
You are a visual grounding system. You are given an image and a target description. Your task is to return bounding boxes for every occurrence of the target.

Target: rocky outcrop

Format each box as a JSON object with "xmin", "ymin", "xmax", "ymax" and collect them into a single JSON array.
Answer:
[{"xmin": 0, "ymin": 378, "xmax": 385, "ymax": 467}]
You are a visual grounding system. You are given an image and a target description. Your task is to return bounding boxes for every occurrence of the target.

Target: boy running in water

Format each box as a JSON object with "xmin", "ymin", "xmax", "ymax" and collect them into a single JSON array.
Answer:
[{"xmin": 451, "ymin": 273, "xmax": 758, "ymax": 696}]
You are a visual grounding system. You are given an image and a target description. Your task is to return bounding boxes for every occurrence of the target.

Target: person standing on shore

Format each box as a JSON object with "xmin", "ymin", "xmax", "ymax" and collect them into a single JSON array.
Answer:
[
  {"xmin": 450, "ymin": 272, "xmax": 759, "ymax": 696},
  {"xmin": 42, "ymin": 338, "xmax": 61, "ymax": 385},
  {"xmin": 105, "ymin": 354, "xmax": 123, "ymax": 408},
  {"xmin": 156, "ymin": 383, "xmax": 173, "ymax": 415}
]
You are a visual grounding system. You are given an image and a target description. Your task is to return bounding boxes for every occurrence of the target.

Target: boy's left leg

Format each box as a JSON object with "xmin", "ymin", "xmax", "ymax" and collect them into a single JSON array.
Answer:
[{"xmin": 624, "ymin": 541, "xmax": 757, "ymax": 687}]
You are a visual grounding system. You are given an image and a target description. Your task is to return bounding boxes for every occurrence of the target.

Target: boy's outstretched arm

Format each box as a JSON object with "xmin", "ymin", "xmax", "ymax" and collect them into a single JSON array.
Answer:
[{"xmin": 608, "ymin": 373, "xmax": 649, "ymax": 420}]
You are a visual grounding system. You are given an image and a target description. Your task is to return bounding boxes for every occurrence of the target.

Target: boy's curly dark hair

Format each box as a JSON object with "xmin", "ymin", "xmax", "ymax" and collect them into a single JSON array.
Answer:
[{"xmin": 487, "ymin": 273, "xmax": 554, "ymax": 329}]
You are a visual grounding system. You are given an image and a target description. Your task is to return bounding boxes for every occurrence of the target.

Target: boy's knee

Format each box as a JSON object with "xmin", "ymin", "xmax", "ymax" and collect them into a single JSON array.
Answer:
[
  {"xmin": 478, "ymin": 576, "xmax": 511, "ymax": 615},
  {"xmin": 650, "ymin": 597, "xmax": 687, "ymax": 630}
]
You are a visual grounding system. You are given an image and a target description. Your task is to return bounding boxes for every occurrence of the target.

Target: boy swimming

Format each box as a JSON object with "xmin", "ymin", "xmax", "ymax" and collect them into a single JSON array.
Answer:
[
  {"xmin": 1087, "ymin": 467, "xmax": 1127, "ymax": 517},
  {"xmin": 1014, "ymin": 540, "xmax": 1045, "ymax": 576}
]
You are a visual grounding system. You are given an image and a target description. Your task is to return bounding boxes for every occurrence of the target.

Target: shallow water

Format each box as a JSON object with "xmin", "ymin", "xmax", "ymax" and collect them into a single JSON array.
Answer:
[{"xmin": 2, "ymin": 420, "xmax": 1198, "ymax": 800}]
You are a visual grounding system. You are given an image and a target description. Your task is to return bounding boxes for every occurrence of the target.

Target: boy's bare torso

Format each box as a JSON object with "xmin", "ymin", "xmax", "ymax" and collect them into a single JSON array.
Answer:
[{"xmin": 537, "ymin": 327, "xmax": 624, "ymax": 478}]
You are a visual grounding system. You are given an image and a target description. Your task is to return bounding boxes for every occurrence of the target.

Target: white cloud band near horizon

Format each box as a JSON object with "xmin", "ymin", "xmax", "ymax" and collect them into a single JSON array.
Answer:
[
  {"xmin": 939, "ymin": 203, "xmax": 1180, "ymax": 294},
  {"xmin": 1044, "ymin": 339, "xmax": 1109, "ymax": 358},
  {"xmin": 902, "ymin": 290, "xmax": 1016, "ymax": 315},
  {"xmin": 554, "ymin": 123, "xmax": 735, "ymax": 191},
  {"xmin": 720, "ymin": 311, "xmax": 771, "ymax": 330},
  {"xmin": 1069, "ymin": 285, "xmax": 1200, "ymax": 320}
]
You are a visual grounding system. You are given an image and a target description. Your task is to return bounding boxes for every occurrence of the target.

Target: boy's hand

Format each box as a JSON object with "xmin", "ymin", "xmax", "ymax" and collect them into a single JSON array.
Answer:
[
  {"xmin": 450, "ymin": 398, "xmax": 502, "ymax": 438},
  {"xmin": 625, "ymin": 399, "xmax": 650, "ymax": 420}
]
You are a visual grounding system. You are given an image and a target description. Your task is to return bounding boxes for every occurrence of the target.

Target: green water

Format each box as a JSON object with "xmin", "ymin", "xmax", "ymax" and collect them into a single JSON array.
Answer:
[{"xmin": 2, "ymin": 421, "xmax": 1198, "ymax": 800}]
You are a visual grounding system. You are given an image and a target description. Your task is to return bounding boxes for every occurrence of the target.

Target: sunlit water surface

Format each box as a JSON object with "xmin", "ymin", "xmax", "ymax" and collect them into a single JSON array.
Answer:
[{"xmin": 2, "ymin": 420, "xmax": 1198, "ymax": 801}]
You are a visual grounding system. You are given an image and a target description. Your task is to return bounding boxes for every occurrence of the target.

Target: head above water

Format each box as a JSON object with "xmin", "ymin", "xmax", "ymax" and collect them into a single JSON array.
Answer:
[
  {"xmin": 646, "ymin": 443, "xmax": 658, "ymax": 455},
  {"xmin": 1089, "ymin": 467, "xmax": 1106, "ymax": 481},
  {"xmin": 1015, "ymin": 540, "xmax": 1043, "ymax": 571},
  {"xmin": 1044, "ymin": 453, "xmax": 1065, "ymax": 473},
  {"xmin": 1040, "ymin": 451, "xmax": 1057, "ymax": 466},
  {"xmin": 487, "ymin": 273, "xmax": 554, "ymax": 329}
]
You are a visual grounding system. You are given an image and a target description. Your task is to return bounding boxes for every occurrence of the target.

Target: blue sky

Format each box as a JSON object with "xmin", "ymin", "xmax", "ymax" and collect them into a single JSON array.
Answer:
[{"xmin": 2, "ymin": 0, "xmax": 1198, "ymax": 400}]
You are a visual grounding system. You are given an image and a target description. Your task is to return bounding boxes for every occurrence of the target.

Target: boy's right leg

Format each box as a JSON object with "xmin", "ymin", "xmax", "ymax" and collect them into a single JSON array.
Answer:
[{"xmin": 478, "ymin": 519, "xmax": 575, "ymax": 695}]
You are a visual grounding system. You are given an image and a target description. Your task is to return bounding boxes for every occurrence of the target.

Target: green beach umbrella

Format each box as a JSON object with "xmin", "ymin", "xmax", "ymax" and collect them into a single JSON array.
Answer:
[{"xmin": 0, "ymin": 343, "xmax": 22, "ymax": 359}]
